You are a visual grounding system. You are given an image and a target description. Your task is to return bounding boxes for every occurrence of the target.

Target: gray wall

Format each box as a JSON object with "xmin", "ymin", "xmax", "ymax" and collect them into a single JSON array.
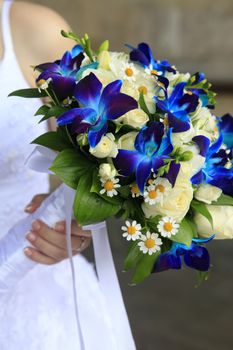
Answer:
[{"xmin": 25, "ymin": 1, "xmax": 233, "ymax": 349}]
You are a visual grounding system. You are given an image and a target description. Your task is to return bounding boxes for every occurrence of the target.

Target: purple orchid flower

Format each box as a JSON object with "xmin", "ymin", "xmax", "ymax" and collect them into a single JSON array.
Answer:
[
  {"xmin": 154, "ymin": 82, "xmax": 199, "ymax": 133},
  {"xmin": 191, "ymin": 134, "xmax": 233, "ymax": 196},
  {"xmin": 114, "ymin": 122, "xmax": 174, "ymax": 192},
  {"xmin": 36, "ymin": 45, "xmax": 85, "ymax": 99},
  {"xmin": 153, "ymin": 236, "xmax": 214, "ymax": 273},
  {"xmin": 57, "ymin": 73, "xmax": 138, "ymax": 148}
]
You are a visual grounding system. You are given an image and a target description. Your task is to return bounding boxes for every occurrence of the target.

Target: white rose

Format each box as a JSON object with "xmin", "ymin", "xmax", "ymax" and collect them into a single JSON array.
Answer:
[
  {"xmin": 179, "ymin": 143, "xmax": 206, "ymax": 178},
  {"xmin": 90, "ymin": 133, "xmax": 118, "ymax": 158},
  {"xmin": 98, "ymin": 163, "xmax": 117, "ymax": 180},
  {"xmin": 142, "ymin": 171, "xmax": 193, "ymax": 222},
  {"xmin": 121, "ymin": 81, "xmax": 139, "ymax": 100},
  {"xmin": 194, "ymin": 184, "xmax": 222, "ymax": 204},
  {"xmin": 194, "ymin": 205, "xmax": 233, "ymax": 239},
  {"xmin": 82, "ymin": 69, "xmax": 115, "ymax": 87},
  {"xmin": 172, "ymin": 125, "xmax": 195, "ymax": 146},
  {"xmin": 117, "ymin": 131, "xmax": 138, "ymax": 150},
  {"xmin": 120, "ymin": 109, "xmax": 149, "ymax": 129}
]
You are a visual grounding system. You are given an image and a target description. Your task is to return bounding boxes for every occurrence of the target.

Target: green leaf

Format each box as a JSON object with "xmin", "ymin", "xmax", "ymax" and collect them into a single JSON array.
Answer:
[
  {"xmin": 97, "ymin": 40, "xmax": 109, "ymax": 54},
  {"xmin": 131, "ymin": 251, "xmax": 160, "ymax": 285},
  {"xmin": 50, "ymin": 149, "xmax": 94, "ymax": 188},
  {"xmin": 195, "ymin": 269, "xmax": 211, "ymax": 288},
  {"xmin": 90, "ymin": 171, "xmax": 123, "ymax": 205},
  {"xmin": 117, "ymin": 185, "xmax": 131, "ymax": 199},
  {"xmin": 31, "ymin": 129, "xmax": 73, "ymax": 151},
  {"xmin": 34, "ymin": 105, "xmax": 50, "ymax": 116},
  {"xmin": 191, "ymin": 200, "xmax": 213, "ymax": 228},
  {"xmin": 170, "ymin": 217, "xmax": 194, "ymax": 247},
  {"xmin": 74, "ymin": 172, "xmax": 122, "ymax": 225},
  {"xmin": 8, "ymin": 88, "xmax": 47, "ymax": 98},
  {"xmin": 211, "ymin": 193, "xmax": 233, "ymax": 206},
  {"xmin": 39, "ymin": 105, "xmax": 68, "ymax": 122},
  {"xmin": 138, "ymin": 92, "xmax": 150, "ymax": 116},
  {"xmin": 146, "ymin": 215, "xmax": 162, "ymax": 232},
  {"xmin": 124, "ymin": 241, "xmax": 143, "ymax": 271}
]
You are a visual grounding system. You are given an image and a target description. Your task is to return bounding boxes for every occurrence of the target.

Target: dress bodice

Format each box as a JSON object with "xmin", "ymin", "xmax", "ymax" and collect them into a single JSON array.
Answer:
[{"xmin": 0, "ymin": 0, "xmax": 49, "ymax": 235}]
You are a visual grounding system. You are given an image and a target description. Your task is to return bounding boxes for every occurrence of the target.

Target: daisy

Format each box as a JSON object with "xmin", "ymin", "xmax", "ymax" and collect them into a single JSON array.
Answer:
[
  {"xmin": 153, "ymin": 177, "xmax": 172, "ymax": 200},
  {"xmin": 119, "ymin": 62, "xmax": 139, "ymax": 82},
  {"xmin": 37, "ymin": 78, "xmax": 52, "ymax": 92},
  {"xmin": 121, "ymin": 220, "xmax": 142, "ymax": 241},
  {"xmin": 143, "ymin": 184, "xmax": 162, "ymax": 205},
  {"xmin": 157, "ymin": 217, "xmax": 180, "ymax": 238},
  {"xmin": 130, "ymin": 184, "xmax": 141, "ymax": 198},
  {"xmin": 100, "ymin": 177, "xmax": 121, "ymax": 197},
  {"xmin": 138, "ymin": 231, "xmax": 162, "ymax": 255}
]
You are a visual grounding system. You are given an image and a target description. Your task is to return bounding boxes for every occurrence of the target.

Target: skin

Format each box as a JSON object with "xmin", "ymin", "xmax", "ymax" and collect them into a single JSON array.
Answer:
[{"xmin": 0, "ymin": 1, "xmax": 91, "ymax": 264}]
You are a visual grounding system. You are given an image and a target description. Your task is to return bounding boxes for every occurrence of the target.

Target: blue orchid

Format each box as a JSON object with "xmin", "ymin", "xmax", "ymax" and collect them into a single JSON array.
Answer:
[
  {"xmin": 153, "ymin": 236, "xmax": 214, "ymax": 273},
  {"xmin": 191, "ymin": 134, "xmax": 233, "ymax": 196},
  {"xmin": 57, "ymin": 73, "xmax": 138, "ymax": 148},
  {"xmin": 186, "ymin": 72, "xmax": 210, "ymax": 107},
  {"xmin": 218, "ymin": 114, "xmax": 233, "ymax": 149},
  {"xmin": 114, "ymin": 122, "xmax": 173, "ymax": 192},
  {"xmin": 127, "ymin": 42, "xmax": 176, "ymax": 75},
  {"xmin": 154, "ymin": 82, "xmax": 199, "ymax": 132},
  {"xmin": 36, "ymin": 45, "xmax": 85, "ymax": 99}
]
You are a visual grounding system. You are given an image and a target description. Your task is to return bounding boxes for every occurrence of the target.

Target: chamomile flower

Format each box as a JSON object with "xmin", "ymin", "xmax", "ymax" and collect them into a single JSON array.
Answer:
[
  {"xmin": 37, "ymin": 78, "xmax": 52, "ymax": 92},
  {"xmin": 100, "ymin": 177, "xmax": 121, "ymax": 197},
  {"xmin": 120, "ymin": 62, "xmax": 139, "ymax": 82},
  {"xmin": 153, "ymin": 177, "xmax": 172, "ymax": 199},
  {"xmin": 121, "ymin": 220, "xmax": 142, "ymax": 241},
  {"xmin": 157, "ymin": 217, "xmax": 180, "ymax": 238},
  {"xmin": 143, "ymin": 184, "xmax": 162, "ymax": 205},
  {"xmin": 130, "ymin": 184, "xmax": 141, "ymax": 198},
  {"xmin": 138, "ymin": 231, "xmax": 162, "ymax": 255}
]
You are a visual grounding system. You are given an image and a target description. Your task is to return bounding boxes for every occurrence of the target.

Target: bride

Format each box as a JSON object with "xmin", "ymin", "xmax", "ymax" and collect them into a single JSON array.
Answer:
[{"xmin": 0, "ymin": 1, "xmax": 121, "ymax": 349}]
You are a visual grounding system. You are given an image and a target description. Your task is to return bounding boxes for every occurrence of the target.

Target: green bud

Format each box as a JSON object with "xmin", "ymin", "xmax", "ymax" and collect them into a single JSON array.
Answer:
[
  {"xmin": 98, "ymin": 40, "xmax": 109, "ymax": 53},
  {"xmin": 97, "ymin": 50, "xmax": 111, "ymax": 70},
  {"xmin": 179, "ymin": 151, "xmax": 193, "ymax": 161},
  {"xmin": 76, "ymin": 133, "xmax": 88, "ymax": 146}
]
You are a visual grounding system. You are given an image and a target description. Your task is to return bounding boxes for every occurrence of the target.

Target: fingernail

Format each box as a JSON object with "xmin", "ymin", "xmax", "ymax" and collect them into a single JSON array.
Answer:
[
  {"xmin": 32, "ymin": 220, "xmax": 40, "ymax": 231},
  {"xmin": 26, "ymin": 232, "xmax": 37, "ymax": 242},
  {"xmin": 24, "ymin": 248, "xmax": 32, "ymax": 256},
  {"xmin": 55, "ymin": 223, "xmax": 65, "ymax": 232},
  {"xmin": 24, "ymin": 204, "xmax": 33, "ymax": 213}
]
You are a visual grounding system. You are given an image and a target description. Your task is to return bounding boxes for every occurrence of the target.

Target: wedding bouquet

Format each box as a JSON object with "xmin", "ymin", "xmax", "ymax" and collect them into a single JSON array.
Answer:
[{"xmin": 10, "ymin": 32, "xmax": 233, "ymax": 285}]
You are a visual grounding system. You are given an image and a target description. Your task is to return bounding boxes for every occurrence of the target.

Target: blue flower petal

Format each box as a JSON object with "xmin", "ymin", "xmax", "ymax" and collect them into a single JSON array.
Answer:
[
  {"xmin": 218, "ymin": 114, "xmax": 233, "ymax": 149},
  {"xmin": 164, "ymin": 161, "xmax": 180, "ymax": 186},
  {"xmin": 153, "ymin": 253, "xmax": 182, "ymax": 273},
  {"xmin": 49, "ymin": 75, "xmax": 76, "ymax": 99},
  {"xmin": 114, "ymin": 150, "xmax": 141, "ymax": 177},
  {"xmin": 74, "ymin": 73, "xmax": 102, "ymax": 110},
  {"xmin": 57, "ymin": 107, "xmax": 96, "ymax": 126},
  {"xmin": 191, "ymin": 170, "xmax": 204, "ymax": 185},
  {"xmin": 193, "ymin": 135, "xmax": 210, "ymax": 157},
  {"xmin": 209, "ymin": 134, "xmax": 223, "ymax": 156},
  {"xmin": 136, "ymin": 157, "xmax": 152, "ymax": 192},
  {"xmin": 102, "ymin": 93, "xmax": 138, "ymax": 120},
  {"xmin": 168, "ymin": 113, "xmax": 190, "ymax": 132},
  {"xmin": 88, "ymin": 122, "xmax": 108, "ymax": 148},
  {"xmin": 184, "ymin": 246, "xmax": 210, "ymax": 271}
]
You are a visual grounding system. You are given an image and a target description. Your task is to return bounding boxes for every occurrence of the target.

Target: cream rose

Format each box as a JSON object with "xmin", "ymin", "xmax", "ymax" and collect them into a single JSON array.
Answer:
[
  {"xmin": 82, "ymin": 69, "xmax": 115, "ymax": 87},
  {"xmin": 117, "ymin": 131, "xmax": 138, "ymax": 150},
  {"xmin": 89, "ymin": 133, "xmax": 118, "ymax": 158},
  {"xmin": 194, "ymin": 205, "xmax": 233, "ymax": 239},
  {"xmin": 142, "ymin": 170, "xmax": 193, "ymax": 222},
  {"xmin": 194, "ymin": 184, "xmax": 222, "ymax": 204},
  {"xmin": 120, "ymin": 109, "xmax": 149, "ymax": 129},
  {"xmin": 171, "ymin": 125, "xmax": 195, "ymax": 146},
  {"xmin": 98, "ymin": 163, "xmax": 117, "ymax": 180}
]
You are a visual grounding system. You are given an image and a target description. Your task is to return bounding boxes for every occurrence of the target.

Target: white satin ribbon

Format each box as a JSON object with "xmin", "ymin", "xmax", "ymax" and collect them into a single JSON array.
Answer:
[{"xmin": 27, "ymin": 146, "xmax": 136, "ymax": 350}]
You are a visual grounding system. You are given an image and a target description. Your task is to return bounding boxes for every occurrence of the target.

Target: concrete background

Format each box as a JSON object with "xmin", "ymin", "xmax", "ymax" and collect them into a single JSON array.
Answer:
[{"xmin": 25, "ymin": 1, "xmax": 233, "ymax": 349}]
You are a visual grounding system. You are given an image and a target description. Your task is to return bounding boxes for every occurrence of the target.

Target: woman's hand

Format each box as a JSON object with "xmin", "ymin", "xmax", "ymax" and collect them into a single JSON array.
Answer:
[{"xmin": 24, "ymin": 194, "xmax": 91, "ymax": 265}]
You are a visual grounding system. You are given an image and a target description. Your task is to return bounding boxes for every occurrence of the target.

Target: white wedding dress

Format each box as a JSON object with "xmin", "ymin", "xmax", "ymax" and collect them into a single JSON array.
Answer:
[{"xmin": 0, "ymin": 2, "xmax": 119, "ymax": 349}]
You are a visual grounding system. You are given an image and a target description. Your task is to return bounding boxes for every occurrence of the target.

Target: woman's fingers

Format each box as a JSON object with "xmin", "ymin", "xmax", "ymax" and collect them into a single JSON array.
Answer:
[
  {"xmin": 54, "ymin": 219, "xmax": 91, "ymax": 237},
  {"xmin": 24, "ymin": 247, "xmax": 58, "ymax": 265},
  {"xmin": 24, "ymin": 194, "xmax": 49, "ymax": 214}
]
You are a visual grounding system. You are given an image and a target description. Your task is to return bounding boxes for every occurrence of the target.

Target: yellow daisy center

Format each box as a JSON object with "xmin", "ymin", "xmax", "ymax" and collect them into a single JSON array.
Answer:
[
  {"xmin": 104, "ymin": 180, "xmax": 114, "ymax": 191},
  {"xmin": 37, "ymin": 79, "xmax": 46, "ymax": 86},
  {"xmin": 148, "ymin": 190, "xmax": 157, "ymax": 199},
  {"xmin": 145, "ymin": 238, "xmax": 155, "ymax": 249},
  {"xmin": 131, "ymin": 185, "xmax": 139, "ymax": 194},
  {"xmin": 125, "ymin": 67, "xmax": 134, "ymax": 77},
  {"xmin": 150, "ymin": 69, "xmax": 158, "ymax": 76},
  {"xmin": 127, "ymin": 226, "xmax": 137, "ymax": 235},
  {"xmin": 164, "ymin": 222, "xmax": 173, "ymax": 232},
  {"xmin": 138, "ymin": 85, "xmax": 148, "ymax": 95},
  {"xmin": 155, "ymin": 184, "xmax": 165, "ymax": 193}
]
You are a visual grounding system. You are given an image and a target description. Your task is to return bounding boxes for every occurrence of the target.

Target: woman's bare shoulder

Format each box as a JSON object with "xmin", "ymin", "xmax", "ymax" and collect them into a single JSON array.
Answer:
[{"xmin": 12, "ymin": 1, "xmax": 73, "ymax": 63}]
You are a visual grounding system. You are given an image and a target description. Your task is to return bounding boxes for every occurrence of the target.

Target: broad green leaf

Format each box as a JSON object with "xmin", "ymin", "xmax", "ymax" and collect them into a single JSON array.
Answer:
[
  {"xmin": 124, "ymin": 241, "xmax": 143, "ymax": 271},
  {"xmin": 34, "ymin": 105, "xmax": 50, "ymax": 116},
  {"xmin": 191, "ymin": 200, "xmax": 213, "ymax": 228},
  {"xmin": 170, "ymin": 217, "xmax": 194, "ymax": 247},
  {"xmin": 74, "ymin": 172, "xmax": 122, "ymax": 225},
  {"xmin": 31, "ymin": 130, "xmax": 73, "ymax": 151},
  {"xmin": 131, "ymin": 251, "xmax": 160, "ymax": 285},
  {"xmin": 117, "ymin": 185, "xmax": 131, "ymax": 199},
  {"xmin": 50, "ymin": 149, "xmax": 94, "ymax": 188},
  {"xmin": 9, "ymin": 88, "xmax": 47, "ymax": 98},
  {"xmin": 211, "ymin": 193, "xmax": 233, "ymax": 206},
  {"xmin": 90, "ymin": 171, "xmax": 123, "ymax": 205}
]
